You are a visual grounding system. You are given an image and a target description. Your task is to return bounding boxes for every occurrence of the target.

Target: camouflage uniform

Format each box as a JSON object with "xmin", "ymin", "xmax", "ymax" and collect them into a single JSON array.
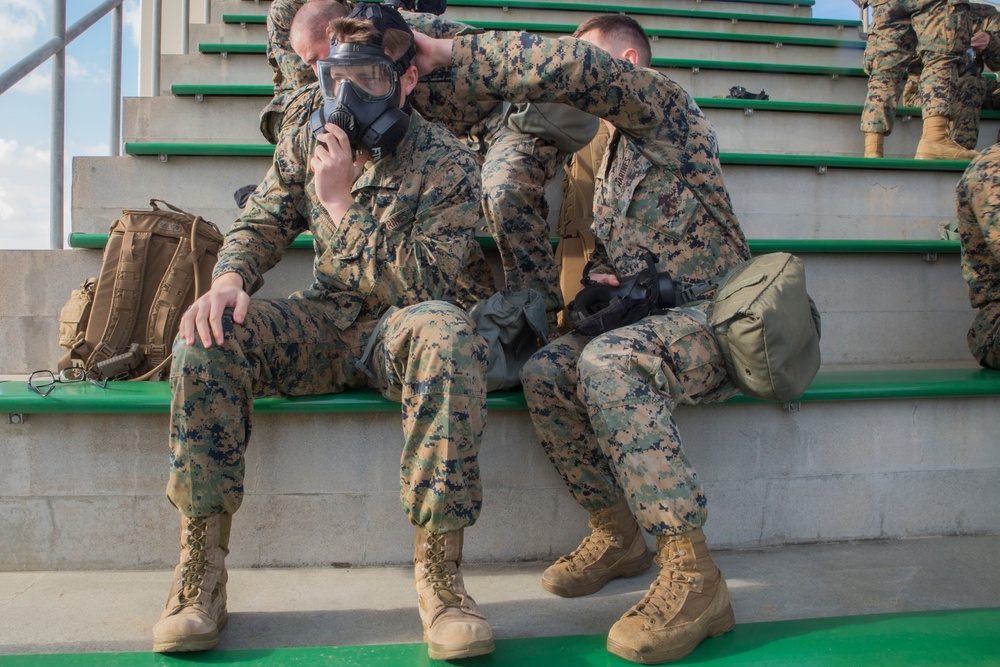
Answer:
[
  {"xmin": 448, "ymin": 31, "xmax": 750, "ymax": 536},
  {"xmin": 956, "ymin": 143, "xmax": 1000, "ymax": 369},
  {"xmin": 260, "ymin": 0, "xmax": 314, "ymax": 144},
  {"xmin": 167, "ymin": 85, "xmax": 489, "ymax": 533},
  {"xmin": 861, "ymin": 0, "xmax": 971, "ymax": 136},
  {"xmin": 903, "ymin": 2, "xmax": 1000, "ymax": 148},
  {"xmin": 264, "ymin": 5, "xmax": 570, "ymax": 317}
]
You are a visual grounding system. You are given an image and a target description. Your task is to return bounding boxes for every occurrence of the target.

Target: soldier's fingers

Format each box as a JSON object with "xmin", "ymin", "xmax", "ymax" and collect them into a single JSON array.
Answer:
[
  {"xmin": 233, "ymin": 290, "xmax": 250, "ymax": 325},
  {"xmin": 208, "ymin": 296, "xmax": 229, "ymax": 347},
  {"xmin": 179, "ymin": 304, "xmax": 197, "ymax": 345},
  {"xmin": 193, "ymin": 302, "xmax": 215, "ymax": 349}
]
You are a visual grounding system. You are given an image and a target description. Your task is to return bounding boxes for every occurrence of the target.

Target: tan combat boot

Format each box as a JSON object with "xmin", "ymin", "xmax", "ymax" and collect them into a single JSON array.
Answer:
[
  {"xmin": 864, "ymin": 132, "xmax": 884, "ymax": 158},
  {"xmin": 542, "ymin": 498, "xmax": 654, "ymax": 598},
  {"xmin": 915, "ymin": 116, "xmax": 979, "ymax": 160},
  {"xmin": 152, "ymin": 514, "xmax": 231, "ymax": 653},
  {"xmin": 414, "ymin": 526, "xmax": 495, "ymax": 660},
  {"xmin": 607, "ymin": 528, "xmax": 735, "ymax": 664}
]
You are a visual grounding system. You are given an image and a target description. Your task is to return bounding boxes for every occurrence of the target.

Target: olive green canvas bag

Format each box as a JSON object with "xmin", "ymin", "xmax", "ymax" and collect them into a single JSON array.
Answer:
[{"xmin": 707, "ymin": 252, "xmax": 821, "ymax": 401}]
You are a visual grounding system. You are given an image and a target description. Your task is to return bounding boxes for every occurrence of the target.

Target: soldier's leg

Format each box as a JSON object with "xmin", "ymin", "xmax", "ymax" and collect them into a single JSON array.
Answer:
[
  {"xmin": 481, "ymin": 125, "xmax": 566, "ymax": 325},
  {"xmin": 914, "ymin": 0, "xmax": 978, "ymax": 158},
  {"xmin": 969, "ymin": 301, "xmax": 1000, "ymax": 369},
  {"xmin": 576, "ymin": 311, "xmax": 734, "ymax": 664},
  {"xmin": 951, "ymin": 75, "xmax": 990, "ymax": 149},
  {"xmin": 520, "ymin": 335, "xmax": 654, "ymax": 599},
  {"xmin": 861, "ymin": 3, "xmax": 918, "ymax": 155},
  {"xmin": 156, "ymin": 295, "xmax": 363, "ymax": 653},
  {"xmin": 370, "ymin": 301, "xmax": 494, "ymax": 660}
]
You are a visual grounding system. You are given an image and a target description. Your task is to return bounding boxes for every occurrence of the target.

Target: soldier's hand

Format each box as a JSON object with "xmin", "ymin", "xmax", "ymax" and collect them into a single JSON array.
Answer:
[
  {"xmin": 179, "ymin": 272, "xmax": 250, "ymax": 349},
  {"xmin": 587, "ymin": 273, "xmax": 621, "ymax": 287},
  {"xmin": 972, "ymin": 31, "xmax": 992, "ymax": 52},
  {"xmin": 412, "ymin": 32, "xmax": 453, "ymax": 75},
  {"xmin": 311, "ymin": 123, "xmax": 364, "ymax": 227}
]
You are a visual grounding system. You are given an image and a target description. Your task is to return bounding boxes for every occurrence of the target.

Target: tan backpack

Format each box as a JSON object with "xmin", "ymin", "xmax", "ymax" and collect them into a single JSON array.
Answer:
[
  {"xmin": 555, "ymin": 122, "xmax": 610, "ymax": 332},
  {"xmin": 58, "ymin": 200, "xmax": 223, "ymax": 380}
]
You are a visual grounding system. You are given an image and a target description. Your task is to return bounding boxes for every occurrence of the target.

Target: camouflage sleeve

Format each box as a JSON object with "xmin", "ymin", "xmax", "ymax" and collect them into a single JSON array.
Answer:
[
  {"xmin": 957, "ymin": 145, "xmax": 1000, "ymax": 307},
  {"xmin": 451, "ymin": 31, "xmax": 692, "ymax": 164},
  {"xmin": 312, "ymin": 153, "xmax": 482, "ymax": 306},
  {"xmin": 267, "ymin": 0, "xmax": 313, "ymax": 94},
  {"xmin": 213, "ymin": 124, "xmax": 311, "ymax": 293},
  {"xmin": 403, "ymin": 11, "xmax": 474, "ymax": 38}
]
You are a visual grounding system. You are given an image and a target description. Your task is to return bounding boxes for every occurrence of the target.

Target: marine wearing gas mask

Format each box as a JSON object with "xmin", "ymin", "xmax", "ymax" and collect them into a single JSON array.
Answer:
[{"xmin": 309, "ymin": 2, "xmax": 416, "ymax": 162}]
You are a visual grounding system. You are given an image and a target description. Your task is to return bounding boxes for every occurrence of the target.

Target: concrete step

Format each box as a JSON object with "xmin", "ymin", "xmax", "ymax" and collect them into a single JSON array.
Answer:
[
  {"xmin": 160, "ymin": 50, "xmax": 871, "ymax": 104},
  {"xmin": 72, "ymin": 153, "xmax": 965, "ymax": 240},
  {"xmin": 123, "ymin": 93, "xmax": 1000, "ymax": 159},
  {"xmin": 2, "ymin": 378, "xmax": 998, "ymax": 569},
  {"xmin": 0, "ymin": 239, "xmax": 974, "ymax": 373},
  {"xmin": 2, "ymin": 536, "xmax": 996, "ymax": 655}
]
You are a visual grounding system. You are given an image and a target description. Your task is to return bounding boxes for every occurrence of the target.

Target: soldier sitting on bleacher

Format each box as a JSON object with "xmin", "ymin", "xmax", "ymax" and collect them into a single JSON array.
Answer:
[
  {"xmin": 860, "ymin": 0, "xmax": 979, "ymax": 160},
  {"xmin": 415, "ymin": 14, "xmax": 750, "ymax": 665},
  {"xmin": 277, "ymin": 0, "xmax": 598, "ymax": 332},
  {"xmin": 956, "ymin": 143, "xmax": 1000, "ymax": 369},
  {"xmin": 901, "ymin": 2, "xmax": 1000, "ymax": 151},
  {"xmin": 151, "ymin": 4, "xmax": 496, "ymax": 660}
]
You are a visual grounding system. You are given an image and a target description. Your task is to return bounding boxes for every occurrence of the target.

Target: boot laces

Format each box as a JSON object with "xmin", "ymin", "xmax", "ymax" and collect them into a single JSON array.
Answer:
[
  {"xmin": 422, "ymin": 532, "xmax": 462, "ymax": 607},
  {"xmin": 628, "ymin": 541, "xmax": 696, "ymax": 624},
  {"xmin": 557, "ymin": 512, "xmax": 621, "ymax": 571},
  {"xmin": 178, "ymin": 518, "xmax": 208, "ymax": 603}
]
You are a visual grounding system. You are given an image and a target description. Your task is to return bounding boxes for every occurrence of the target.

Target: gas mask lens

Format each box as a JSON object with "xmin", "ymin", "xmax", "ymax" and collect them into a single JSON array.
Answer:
[{"xmin": 318, "ymin": 59, "xmax": 397, "ymax": 101}]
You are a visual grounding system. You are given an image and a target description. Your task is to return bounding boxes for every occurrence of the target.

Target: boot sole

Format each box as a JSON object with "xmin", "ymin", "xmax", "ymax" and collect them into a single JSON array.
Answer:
[
  {"xmin": 542, "ymin": 550, "xmax": 654, "ymax": 598},
  {"xmin": 426, "ymin": 637, "xmax": 496, "ymax": 661},
  {"xmin": 607, "ymin": 601, "xmax": 735, "ymax": 664},
  {"xmin": 151, "ymin": 612, "xmax": 228, "ymax": 653}
]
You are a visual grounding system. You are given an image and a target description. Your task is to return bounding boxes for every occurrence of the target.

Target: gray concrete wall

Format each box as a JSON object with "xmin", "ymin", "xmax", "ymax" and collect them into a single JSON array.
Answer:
[{"xmin": 2, "ymin": 398, "xmax": 998, "ymax": 570}]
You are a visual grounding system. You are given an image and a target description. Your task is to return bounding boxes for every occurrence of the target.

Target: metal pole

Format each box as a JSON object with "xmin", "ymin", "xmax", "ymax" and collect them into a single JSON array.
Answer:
[
  {"xmin": 204, "ymin": 0, "xmax": 211, "ymax": 24},
  {"xmin": 50, "ymin": 0, "xmax": 66, "ymax": 249},
  {"xmin": 181, "ymin": 0, "xmax": 190, "ymax": 55},
  {"xmin": 151, "ymin": 0, "xmax": 162, "ymax": 95},
  {"xmin": 110, "ymin": 2, "xmax": 123, "ymax": 156}
]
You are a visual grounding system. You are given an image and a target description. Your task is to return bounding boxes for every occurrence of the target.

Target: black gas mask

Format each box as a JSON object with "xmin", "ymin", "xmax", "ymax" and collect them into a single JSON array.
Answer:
[{"xmin": 309, "ymin": 3, "xmax": 415, "ymax": 162}]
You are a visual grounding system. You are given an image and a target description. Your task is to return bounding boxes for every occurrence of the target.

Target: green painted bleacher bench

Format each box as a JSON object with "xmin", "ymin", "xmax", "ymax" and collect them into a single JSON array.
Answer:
[
  {"xmin": 225, "ymin": 0, "xmax": 842, "ymax": 29},
  {"xmin": 167, "ymin": 84, "xmax": 1000, "ymax": 123},
  {"xmin": 198, "ymin": 22, "xmax": 865, "ymax": 54},
  {"xmin": 3, "ymin": 367, "xmax": 1000, "ymax": 415},
  {"xmin": 120, "ymin": 141, "xmax": 974, "ymax": 172},
  {"xmin": 66, "ymin": 233, "xmax": 962, "ymax": 255}
]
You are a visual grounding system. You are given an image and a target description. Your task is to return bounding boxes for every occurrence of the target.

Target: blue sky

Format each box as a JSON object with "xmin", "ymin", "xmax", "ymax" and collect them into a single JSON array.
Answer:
[{"xmin": 0, "ymin": 0, "xmax": 859, "ymax": 249}]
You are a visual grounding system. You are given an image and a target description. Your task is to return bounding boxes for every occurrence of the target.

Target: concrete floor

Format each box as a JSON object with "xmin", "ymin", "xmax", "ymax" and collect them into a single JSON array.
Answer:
[{"xmin": 1, "ymin": 535, "xmax": 998, "ymax": 656}]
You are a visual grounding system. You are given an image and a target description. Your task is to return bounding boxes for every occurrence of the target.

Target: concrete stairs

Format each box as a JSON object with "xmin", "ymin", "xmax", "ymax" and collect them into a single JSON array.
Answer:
[{"xmin": 1, "ymin": 0, "xmax": 999, "ymax": 571}]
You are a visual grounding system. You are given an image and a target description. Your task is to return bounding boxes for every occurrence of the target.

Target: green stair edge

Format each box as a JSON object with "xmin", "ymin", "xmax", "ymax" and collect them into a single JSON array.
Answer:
[
  {"xmin": 121, "ymin": 143, "xmax": 975, "ymax": 171},
  {"xmin": 165, "ymin": 86, "xmax": 1000, "ymax": 121},
  {"xmin": 5, "ymin": 367, "xmax": 1000, "ymax": 414},
  {"xmin": 67, "ymin": 233, "xmax": 962, "ymax": 255},
  {"xmin": 199, "ymin": 22, "xmax": 865, "ymax": 51},
  {"xmin": 0, "ymin": 607, "xmax": 996, "ymax": 666},
  {"xmin": 224, "ymin": 1, "xmax": 845, "ymax": 28}
]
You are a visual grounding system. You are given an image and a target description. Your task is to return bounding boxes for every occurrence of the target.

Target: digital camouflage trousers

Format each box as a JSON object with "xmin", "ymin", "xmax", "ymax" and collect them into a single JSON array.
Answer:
[
  {"xmin": 519, "ymin": 306, "xmax": 733, "ymax": 536},
  {"xmin": 167, "ymin": 296, "xmax": 488, "ymax": 533}
]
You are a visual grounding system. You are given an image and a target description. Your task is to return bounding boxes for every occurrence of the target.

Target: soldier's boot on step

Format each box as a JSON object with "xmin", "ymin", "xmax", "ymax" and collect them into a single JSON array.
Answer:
[
  {"xmin": 607, "ymin": 528, "xmax": 735, "ymax": 664},
  {"xmin": 152, "ymin": 514, "xmax": 231, "ymax": 653},
  {"xmin": 542, "ymin": 497, "xmax": 654, "ymax": 598},
  {"xmin": 916, "ymin": 116, "xmax": 979, "ymax": 160},
  {"xmin": 864, "ymin": 132, "xmax": 885, "ymax": 158},
  {"xmin": 414, "ymin": 526, "xmax": 495, "ymax": 660}
]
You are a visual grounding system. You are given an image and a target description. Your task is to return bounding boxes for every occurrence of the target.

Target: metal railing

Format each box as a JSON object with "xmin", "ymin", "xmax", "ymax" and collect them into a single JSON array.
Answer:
[{"xmin": 0, "ymin": 0, "xmax": 208, "ymax": 249}]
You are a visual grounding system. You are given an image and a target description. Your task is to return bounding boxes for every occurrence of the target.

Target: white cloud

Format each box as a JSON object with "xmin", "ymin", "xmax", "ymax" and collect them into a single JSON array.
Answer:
[
  {"xmin": 0, "ymin": 0, "xmax": 46, "ymax": 57},
  {"xmin": 124, "ymin": 0, "xmax": 142, "ymax": 50},
  {"xmin": 0, "ymin": 139, "xmax": 52, "ymax": 248}
]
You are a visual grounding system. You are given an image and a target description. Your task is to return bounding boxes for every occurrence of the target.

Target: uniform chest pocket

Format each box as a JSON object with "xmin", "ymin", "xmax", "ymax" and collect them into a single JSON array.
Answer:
[{"xmin": 593, "ymin": 146, "xmax": 652, "ymax": 242}]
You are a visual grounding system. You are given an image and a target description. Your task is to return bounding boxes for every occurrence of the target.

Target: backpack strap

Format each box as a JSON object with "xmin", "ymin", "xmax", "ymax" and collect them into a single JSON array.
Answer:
[
  {"xmin": 144, "ymin": 216, "xmax": 212, "ymax": 375},
  {"xmin": 85, "ymin": 228, "xmax": 153, "ymax": 377}
]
